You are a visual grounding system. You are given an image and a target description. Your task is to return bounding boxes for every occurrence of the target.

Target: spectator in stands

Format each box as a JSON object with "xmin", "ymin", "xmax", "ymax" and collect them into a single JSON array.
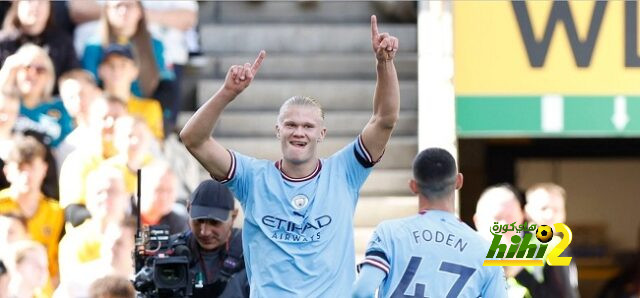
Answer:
[
  {"xmin": 58, "ymin": 95, "xmax": 128, "ymax": 227},
  {"xmin": 143, "ymin": 0, "xmax": 199, "ymax": 135},
  {"xmin": 0, "ymin": 0, "xmax": 79, "ymax": 83},
  {"xmin": 523, "ymin": 183, "xmax": 580, "ymax": 298},
  {"xmin": 0, "ymin": 135, "xmax": 63, "ymax": 288},
  {"xmin": 89, "ymin": 275, "xmax": 136, "ymax": 298},
  {"xmin": 105, "ymin": 116, "xmax": 160, "ymax": 196},
  {"xmin": 81, "ymin": 0, "xmax": 175, "ymax": 117},
  {"xmin": 139, "ymin": 161, "xmax": 188, "ymax": 235},
  {"xmin": 58, "ymin": 165, "xmax": 130, "ymax": 283},
  {"xmin": 474, "ymin": 184, "xmax": 525, "ymax": 244},
  {"xmin": 0, "ymin": 214, "xmax": 28, "ymax": 246},
  {"xmin": 57, "ymin": 69, "xmax": 107, "ymax": 162},
  {"xmin": 102, "ymin": 217, "xmax": 136, "ymax": 278},
  {"xmin": 98, "ymin": 44, "xmax": 164, "ymax": 140},
  {"xmin": 4, "ymin": 44, "xmax": 73, "ymax": 148},
  {"xmin": 525, "ymin": 183, "xmax": 568, "ymax": 227},
  {"xmin": 5, "ymin": 240, "xmax": 50, "ymax": 298},
  {"xmin": 54, "ymin": 217, "xmax": 136, "ymax": 298}
]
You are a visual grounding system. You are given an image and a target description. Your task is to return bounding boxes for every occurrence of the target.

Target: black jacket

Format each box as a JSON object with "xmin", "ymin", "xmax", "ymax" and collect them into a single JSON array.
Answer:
[{"xmin": 180, "ymin": 228, "xmax": 250, "ymax": 298}]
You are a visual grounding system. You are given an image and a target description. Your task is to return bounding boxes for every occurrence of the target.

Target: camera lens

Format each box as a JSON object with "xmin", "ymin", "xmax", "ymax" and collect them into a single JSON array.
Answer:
[{"xmin": 155, "ymin": 263, "xmax": 187, "ymax": 288}]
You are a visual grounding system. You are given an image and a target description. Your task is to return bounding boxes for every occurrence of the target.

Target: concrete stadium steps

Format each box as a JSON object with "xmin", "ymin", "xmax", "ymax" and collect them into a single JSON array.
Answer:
[
  {"xmin": 196, "ymin": 80, "xmax": 417, "ymax": 111},
  {"xmin": 185, "ymin": 53, "xmax": 417, "ymax": 80},
  {"xmin": 213, "ymin": 136, "xmax": 416, "ymax": 170},
  {"xmin": 200, "ymin": 24, "xmax": 416, "ymax": 54},
  {"xmin": 200, "ymin": 1, "xmax": 378, "ymax": 24},
  {"xmin": 354, "ymin": 196, "xmax": 417, "ymax": 227},
  {"xmin": 177, "ymin": 110, "xmax": 417, "ymax": 137}
]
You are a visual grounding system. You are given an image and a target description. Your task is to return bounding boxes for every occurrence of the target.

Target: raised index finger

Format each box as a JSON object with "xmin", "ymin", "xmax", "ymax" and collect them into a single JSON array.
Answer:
[
  {"xmin": 371, "ymin": 15, "xmax": 379, "ymax": 39},
  {"xmin": 251, "ymin": 50, "xmax": 266, "ymax": 74}
]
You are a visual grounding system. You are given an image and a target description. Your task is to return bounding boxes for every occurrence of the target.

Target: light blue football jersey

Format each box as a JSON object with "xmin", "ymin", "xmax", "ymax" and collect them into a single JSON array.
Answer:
[
  {"xmin": 360, "ymin": 210, "xmax": 508, "ymax": 298},
  {"xmin": 222, "ymin": 136, "xmax": 376, "ymax": 297}
]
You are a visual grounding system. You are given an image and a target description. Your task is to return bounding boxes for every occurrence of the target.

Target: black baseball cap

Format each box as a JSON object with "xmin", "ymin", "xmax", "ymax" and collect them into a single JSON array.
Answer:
[
  {"xmin": 102, "ymin": 44, "xmax": 134, "ymax": 62},
  {"xmin": 189, "ymin": 180, "xmax": 234, "ymax": 222}
]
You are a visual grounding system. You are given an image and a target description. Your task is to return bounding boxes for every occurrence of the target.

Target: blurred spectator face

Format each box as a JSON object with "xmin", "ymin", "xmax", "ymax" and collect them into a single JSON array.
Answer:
[
  {"xmin": 141, "ymin": 169, "xmax": 176, "ymax": 221},
  {"xmin": 525, "ymin": 188, "xmax": 566, "ymax": 226},
  {"xmin": 59, "ymin": 77, "xmax": 102, "ymax": 120},
  {"xmin": 16, "ymin": 53, "xmax": 53, "ymax": 100},
  {"xmin": 102, "ymin": 222, "xmax": 135, "ymax": 276},
  {"xmin": 0, "ymin": 215, "xmax": 28, "ymax": 246},
  {"xmin": 474, "ymin": 187, "xmax": 524, "ymax": 243},
  {"xmin": 0, "ymin": 93, "xmax": 19, "ymax": 134},
  {"xmin": 16, "ymin": 0, "xmax": 50, "ymax": 36},
  {"xmin": 13, "ymin": 244, "xmax": 48, "ymax": 291},
  {"xmin": 4, "ymin": 156, "xmax": 47, "ymax": 195},
  {"xmin": 114, "ymin": 117, "xmax": 150, "ymax": 160},
  {"xmin": 86, "ymin": 169, "xmax": 128, "ymax": 223},
  {"xmin": 99, "ymin": 55, "xmax": 139, "ymax": 89},
  {"xmin": 106, "ymin": 0, "xmax": 142, "ymax": 38}
]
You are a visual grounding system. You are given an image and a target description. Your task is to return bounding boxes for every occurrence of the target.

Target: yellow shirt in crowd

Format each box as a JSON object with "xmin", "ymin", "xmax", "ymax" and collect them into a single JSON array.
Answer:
[
  {"xmin": 59, "ymin": 150, "xmax": 104, "ymax": 208},
  {"xmin": 0, "ymin": 189, "xmax": 64, "ymax": 281},
  {"xmin": 58, "ymin": 219, "xmax": 104, "ymax": 265},
  {"xmin": 127, "ymin": 96, "xmax": 164, "ymax": 140}
]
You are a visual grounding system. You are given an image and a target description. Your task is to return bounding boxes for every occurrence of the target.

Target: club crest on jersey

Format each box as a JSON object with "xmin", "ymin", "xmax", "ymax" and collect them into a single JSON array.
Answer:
[{"xmin": 291, "ymin": 194, "xmax": 309, "ymax": 210}]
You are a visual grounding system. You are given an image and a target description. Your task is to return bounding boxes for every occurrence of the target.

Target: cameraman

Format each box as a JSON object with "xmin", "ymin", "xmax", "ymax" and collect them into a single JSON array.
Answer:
[{"xmin": 173, "ymin": 180, "xmax": 249, "ymax": 298}]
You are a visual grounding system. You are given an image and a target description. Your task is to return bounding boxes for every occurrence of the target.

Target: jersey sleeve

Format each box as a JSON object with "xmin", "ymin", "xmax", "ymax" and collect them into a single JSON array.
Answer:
[
  {"xmin": 482, "ymin": 266, "xmax": 509, "ymax": 298},
  {"xmin": 218, "ymin": 150, "xmax": 255, "ymax": 208},
  {"xmin": 358, "ymin": 223, "xmax": 391, "ymax": 276},
  {"xmin": 331, "ymin": 135, "xmax": 380, "ymax": 193}
]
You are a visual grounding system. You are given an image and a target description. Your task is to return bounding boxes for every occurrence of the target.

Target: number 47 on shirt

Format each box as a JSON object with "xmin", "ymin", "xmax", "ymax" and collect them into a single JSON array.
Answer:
[{"xmin": 391, "ymin": 257, "xmax": 475, "ymax": 298}]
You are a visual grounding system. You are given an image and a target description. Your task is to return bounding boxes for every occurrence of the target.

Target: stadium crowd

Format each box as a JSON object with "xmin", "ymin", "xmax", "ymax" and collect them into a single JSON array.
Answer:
[{"xmin": 0, "ymin": 1, "xmax": 198, "ymax": 297}]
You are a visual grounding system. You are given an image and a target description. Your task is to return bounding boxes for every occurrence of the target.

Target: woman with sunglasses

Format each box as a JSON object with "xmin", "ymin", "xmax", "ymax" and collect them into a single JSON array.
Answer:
[{"xmin": 3, "ymin": 44, "xmax": 73, "ymax": 149}]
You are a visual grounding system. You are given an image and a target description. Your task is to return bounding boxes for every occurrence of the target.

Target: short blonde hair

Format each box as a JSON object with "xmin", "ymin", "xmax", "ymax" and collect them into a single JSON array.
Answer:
[{"xmin": 277, "ymin": 95, "xmax": 325, "ymax": 124}]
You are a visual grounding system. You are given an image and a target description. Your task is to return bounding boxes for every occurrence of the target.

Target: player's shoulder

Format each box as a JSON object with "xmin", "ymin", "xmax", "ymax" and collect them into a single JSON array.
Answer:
[{"xmin": 376, "ymin": 214, "xmax": 422, "ymax": 233}]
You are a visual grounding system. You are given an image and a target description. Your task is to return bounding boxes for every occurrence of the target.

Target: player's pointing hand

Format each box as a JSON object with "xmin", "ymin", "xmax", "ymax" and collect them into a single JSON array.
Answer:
[
  {"xmin": 224, "ymin": 50, "xmax": 266, "ymax": 96},
  {"xmin": 371, "ymin": 15, "xmax": 399, "ymax": 62}
]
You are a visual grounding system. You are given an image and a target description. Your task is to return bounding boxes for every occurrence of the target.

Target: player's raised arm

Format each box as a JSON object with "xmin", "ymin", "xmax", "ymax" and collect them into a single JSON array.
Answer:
[
  {"xmin": 180, "ymin": 51, "xmax": 266, "ymax": 180},
  {"xmin": 361, "ymin": 15, "xmax": 400, "ymax": 162}
]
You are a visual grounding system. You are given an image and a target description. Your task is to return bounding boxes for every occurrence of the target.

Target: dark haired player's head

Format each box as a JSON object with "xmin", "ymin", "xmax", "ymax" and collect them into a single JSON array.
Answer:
[{"xmin": 410, "ymin": 148, "xmax": 462, "ymax": 202}]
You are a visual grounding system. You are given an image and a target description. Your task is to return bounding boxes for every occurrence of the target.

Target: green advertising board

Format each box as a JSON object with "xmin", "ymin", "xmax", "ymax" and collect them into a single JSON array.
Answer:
[{"xmin": 457, "ymin": 96, "xmax": 640, "ymax": 137}]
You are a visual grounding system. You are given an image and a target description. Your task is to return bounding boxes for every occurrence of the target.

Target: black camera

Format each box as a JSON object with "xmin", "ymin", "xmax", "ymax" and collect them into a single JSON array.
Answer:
[{"xmin": 133, "ymin": 225, "xmax": 192, "ymax": 298}]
